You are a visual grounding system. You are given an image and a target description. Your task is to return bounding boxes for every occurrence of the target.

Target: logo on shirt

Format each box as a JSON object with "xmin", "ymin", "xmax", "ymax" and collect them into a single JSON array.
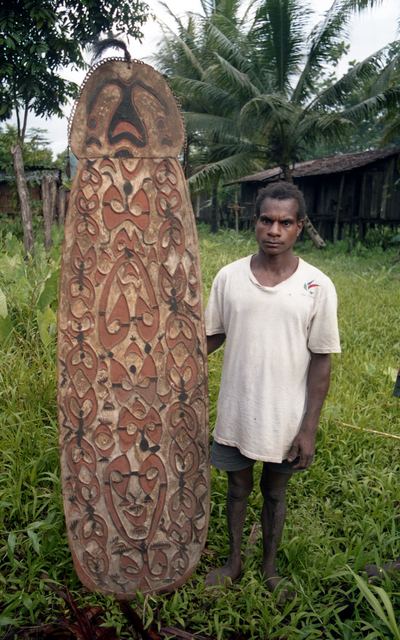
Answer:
[{"xmin": 304, "ymin": 280, "xmax": 320, "ymax": 295}]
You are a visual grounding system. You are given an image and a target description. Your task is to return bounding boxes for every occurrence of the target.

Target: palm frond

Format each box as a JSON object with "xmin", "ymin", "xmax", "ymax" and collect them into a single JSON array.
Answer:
[
  {"xmin": 292, "ymin": 0, "xmax": 355, "ymax": 104},
  {"xmin": 344, "ymin": 0, "xmax": 384, "ymax": 11},
  {"xmin": 251, "ymin": 0, "xmax": 310, "ymax": 95},
  {"xmin": 200, "ymin": 0, "xmax": 217, "ymax": 19},
  {"xmin": 307, "ymin": 46, "xmax": 387, "ymax": 110},
  {"xmin": 158, "ymin": 22, "xmax": 204, "ymax": 78},
  {"xmin": 339, "ymin": 86, "xmax": 400, "ymax": 121},
  {"xmin": 381, "ymin": 114, "xmax": 400, "ymax": 146},
  {"xmin": 239, "ymin": 0, "xmax": 260, "ymax": 28},
  {"xmin": 183, "ymin": 111, "xmax": 240, "ymax": 138},
  {"xmin": 158, "ymin": 2, "xmax": 195, "ymax": 33},
  {"xmin": 205, "ymin": 53, "xmax": 261, "ymax": 100},
  {"xmin": 297, "ymin": 111, "xmax": 356, "ymax": 142},
  {"xmin": 188, "ymin": 150, "xmax": 263, "ymax": 190},
  {"xmin": 239, "ymin": 93, "xmax": 298, "ymax": 131},
  {"xmin": 367, "ymin": 45, "xmax": 400, "ymax": 97},
  {"xmin": 203, "ymin": 21, "xmax": 256, "ymax": 78},
  {"xmin": 170, "ymin": 76, "xmax": 237, "ymax": 117}
]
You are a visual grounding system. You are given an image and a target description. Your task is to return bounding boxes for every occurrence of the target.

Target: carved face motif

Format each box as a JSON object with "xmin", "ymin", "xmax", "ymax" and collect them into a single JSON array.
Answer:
[
  {"xmin": 104, "ymin": 453, "xmax": 166, "ymax": 545},
  {"xmin": 70, "ymin": 61, "xmax": 185, "ymax": 159}
]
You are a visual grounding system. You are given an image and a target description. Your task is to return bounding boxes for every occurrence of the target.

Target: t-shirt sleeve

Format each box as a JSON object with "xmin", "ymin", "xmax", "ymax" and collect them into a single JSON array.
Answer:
[
  {"xmin": 307, "ymin": 283, "xmax": 341, "ymax": 353},
  {"xmin": 205, "ymin": 274, "xmax": 225, "ymax": 335}
]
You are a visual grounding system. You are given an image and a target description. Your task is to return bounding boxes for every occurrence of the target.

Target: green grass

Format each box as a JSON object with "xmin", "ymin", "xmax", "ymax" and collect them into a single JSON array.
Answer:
[{"xmin": 1, "ymin": 225, "xmax": 400, "ymax": 638}]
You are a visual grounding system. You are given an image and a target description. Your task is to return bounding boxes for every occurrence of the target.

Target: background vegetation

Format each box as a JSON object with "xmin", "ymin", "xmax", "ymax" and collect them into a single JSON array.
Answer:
[
  {"xmin": 1, "ymin": 222, "xmax": 400, "ymax": 639},
  {"xmin": 154, "ymin": 0, "xmax": 400, "ymax": 195}
]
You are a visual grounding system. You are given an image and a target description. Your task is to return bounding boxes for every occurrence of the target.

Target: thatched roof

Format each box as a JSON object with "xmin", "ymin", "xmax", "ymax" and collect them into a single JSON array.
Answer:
[{"xmin": 228, "ymin": 147, "xmax": 400, "ymax": 184}]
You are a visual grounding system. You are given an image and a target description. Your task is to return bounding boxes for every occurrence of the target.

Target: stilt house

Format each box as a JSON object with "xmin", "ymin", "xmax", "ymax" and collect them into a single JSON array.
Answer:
[{"xmin": 226, "ymin": 147, "xmax": 400, "ymax": 241}]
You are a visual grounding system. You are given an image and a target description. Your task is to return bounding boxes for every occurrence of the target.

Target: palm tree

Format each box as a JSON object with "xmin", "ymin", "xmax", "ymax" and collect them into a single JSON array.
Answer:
[
  {"xmin": 154, "ymin": 0, "xmax": 262, "ymax": 231},
  {"xmin": 154, "ymin": 0, "xmax": 400, "ymax": 244}
]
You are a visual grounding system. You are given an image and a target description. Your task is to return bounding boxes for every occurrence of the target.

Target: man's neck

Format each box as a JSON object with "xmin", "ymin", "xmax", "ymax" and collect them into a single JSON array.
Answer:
[{"xmin": 250, "ymin": 251, "xmax": 299, "ymax": 288}]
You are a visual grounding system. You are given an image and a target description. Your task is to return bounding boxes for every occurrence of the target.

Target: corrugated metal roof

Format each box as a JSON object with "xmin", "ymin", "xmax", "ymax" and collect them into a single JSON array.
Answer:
[{"xmin": 229, "ymin": 147, "xmax": 400, "ymax": 184}]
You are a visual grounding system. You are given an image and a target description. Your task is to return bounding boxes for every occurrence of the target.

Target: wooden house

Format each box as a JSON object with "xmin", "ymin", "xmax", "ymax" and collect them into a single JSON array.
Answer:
[{"xmin": 226, "ymin": 147, "xmax": 400, "ymax": 241}]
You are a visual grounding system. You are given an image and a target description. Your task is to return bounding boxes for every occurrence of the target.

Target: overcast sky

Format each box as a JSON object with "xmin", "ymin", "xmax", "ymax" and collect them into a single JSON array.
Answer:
[{"xmin": 9, "ymin": 0, "xmax": 400, "ymax": 156}]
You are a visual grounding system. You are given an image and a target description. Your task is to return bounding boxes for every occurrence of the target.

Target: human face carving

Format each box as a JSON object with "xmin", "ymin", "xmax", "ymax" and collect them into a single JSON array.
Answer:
[{"xmin": 104, "ymin": 454, "xmax": 166, "ymax": 546}]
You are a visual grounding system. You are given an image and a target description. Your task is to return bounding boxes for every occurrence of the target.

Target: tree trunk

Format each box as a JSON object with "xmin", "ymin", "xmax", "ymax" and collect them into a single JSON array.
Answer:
[
  {"xmin": 42, "ymin": 175, "xmax": 57, "ymax": 252},
  {"xmin": 303, "ymin": 215, "xmax": 326, "ymax": 247},
  {"xmin": 58, "ymin": 186, "xmax": 66, "ymax": 227},
  {"xmin": 11, "ymin": 144, "xmax": 34, "ymax": 257},
  {"xmin": 21, "ymin": 102, "xmax": 29, "ymax": 145},
  {"xmin": 210, "ymin": 182, "xmax": 218, "ymax": 233},
  {"xmin": 282, "ymin": 163, "xmax": 326, "ymax": 248}
]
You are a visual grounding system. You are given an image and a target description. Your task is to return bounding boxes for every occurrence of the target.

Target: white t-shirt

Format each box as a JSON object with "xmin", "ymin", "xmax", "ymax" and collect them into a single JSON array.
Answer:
[{"xmin": 205, "ymin": 256, "xmax": 341, "ymax": 463}]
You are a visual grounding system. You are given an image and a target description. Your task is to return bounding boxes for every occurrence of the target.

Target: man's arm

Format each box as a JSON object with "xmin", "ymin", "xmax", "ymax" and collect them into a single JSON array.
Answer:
[
  {"xmin": 207, "ymin": 333, "xmax": 226, "ymax": 355},
  {"xmin": 287, "ymin": 353, "xmax": 331, "ymax": 470}
]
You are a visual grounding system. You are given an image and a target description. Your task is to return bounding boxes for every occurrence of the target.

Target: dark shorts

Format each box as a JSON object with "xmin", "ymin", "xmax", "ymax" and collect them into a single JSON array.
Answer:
[{"xmin": 210, "ymin": 440, "xmax": 304, "ymax": 474}]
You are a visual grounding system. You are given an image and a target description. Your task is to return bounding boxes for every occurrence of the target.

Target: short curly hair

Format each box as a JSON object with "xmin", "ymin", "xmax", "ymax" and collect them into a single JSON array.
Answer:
[{"xmin": 254, "ymin": 182, "xmax": 306, "ymax": 221}]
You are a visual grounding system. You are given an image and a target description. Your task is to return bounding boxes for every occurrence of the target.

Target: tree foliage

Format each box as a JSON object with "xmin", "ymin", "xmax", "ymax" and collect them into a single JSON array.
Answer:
[
  {"xmin": 0, "ymin": 125, "xmax": 54, "ymax": 172},
  {"xmin": 0, "ymin": 0, "xmax": 149, "ymax": 142},
  {"xmin": 154, "ymin": 0, "xmax": 400, "ymax": 192}
]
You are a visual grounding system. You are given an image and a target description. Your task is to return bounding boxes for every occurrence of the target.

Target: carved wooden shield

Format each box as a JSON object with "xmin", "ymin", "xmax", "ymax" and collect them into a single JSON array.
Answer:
[{"xmin": 57, "ymin": 59, "xmax": 209, "ymax": 597}]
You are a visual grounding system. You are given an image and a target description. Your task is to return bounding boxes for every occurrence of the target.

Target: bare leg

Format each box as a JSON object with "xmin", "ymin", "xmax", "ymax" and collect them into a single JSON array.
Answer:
[
  {"xmin": 205, "ymin": 466, "xmax": 254, "ymax": 587},
  {"xmin": 260, "ymin": 466, "xmax": 292, "ymax": 601},
  {"xmin": 363, "ymin": 555, "xmax": 400, "ymax": 583}
]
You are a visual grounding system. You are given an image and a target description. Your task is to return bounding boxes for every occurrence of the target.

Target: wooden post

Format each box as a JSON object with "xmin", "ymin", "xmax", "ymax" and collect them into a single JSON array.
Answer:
[
  {"xmin": 244, "ymin": 198, "xmax": 255, "ymax": 229},
  {"xmin": 358, "ymin": 174, "xmax": 366, "ymax": 241},
  {"xmin": 58, "ymin": 187, "xmax": 66, "ymax": 227},
  {"xmin": 333, "ymin": 175, "xmax": 345, "ymax": 244},
  {"xmin": 42, "ymin": 175, "xmax": 56, "ymax": 252},
  {"xmin": 11, "ymin": 144, "xmax": 34, "ymax": 257},
  {"xmin": 210, "ymin": 182, "xmax": 218, "ymax": 233},
  {"xmin": 49, "ymin": 176, "xmax": 57, "ymax": 225},
  {"xmin": 228, "ymin": 192, "xmax": 245, "ymax": 234}
]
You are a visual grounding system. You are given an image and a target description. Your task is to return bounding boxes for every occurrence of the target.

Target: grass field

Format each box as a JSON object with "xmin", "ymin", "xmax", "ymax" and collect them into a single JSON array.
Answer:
[{"xmin": 1, "ymin": 226, "xmax": 400, "ymax": 639}]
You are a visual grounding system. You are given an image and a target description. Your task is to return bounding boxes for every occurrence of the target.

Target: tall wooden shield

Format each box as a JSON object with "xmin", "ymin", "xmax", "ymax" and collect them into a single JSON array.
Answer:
[{"xmin": 57, "ymin": 58, "xmax": 209, "ymax": 597}]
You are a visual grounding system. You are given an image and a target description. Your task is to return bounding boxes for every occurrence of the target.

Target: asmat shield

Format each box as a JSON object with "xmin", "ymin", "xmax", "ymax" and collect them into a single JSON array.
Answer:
[{"xmin": 57, "ymin": 58, "xmax": 209, "ymax": 597}]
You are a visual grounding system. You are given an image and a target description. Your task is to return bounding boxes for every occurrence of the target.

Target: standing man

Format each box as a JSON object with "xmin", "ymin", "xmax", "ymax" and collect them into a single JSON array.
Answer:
[{"xmin": 205, "ymin": 182, "xmax": 341, "ymax": 600}]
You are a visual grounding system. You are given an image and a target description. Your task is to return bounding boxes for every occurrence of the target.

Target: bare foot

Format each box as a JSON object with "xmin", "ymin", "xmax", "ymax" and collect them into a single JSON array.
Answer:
[
  {"xmin": 264, "ymin": 574, "xmax": 295, "ymax": 604},
  {"xmin": 363, "ymin": 556, "xmax": 400, "ymax": 584},
  {"xmin": 205, "ymin": 560, "xmax": 243, "ymax": 587}
]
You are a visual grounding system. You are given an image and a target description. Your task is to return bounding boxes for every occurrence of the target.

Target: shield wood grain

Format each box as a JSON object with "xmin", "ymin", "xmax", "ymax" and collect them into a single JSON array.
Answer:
[{"xmin": 57, "ymin": 58, "xmax": 209, "ymax": 597}]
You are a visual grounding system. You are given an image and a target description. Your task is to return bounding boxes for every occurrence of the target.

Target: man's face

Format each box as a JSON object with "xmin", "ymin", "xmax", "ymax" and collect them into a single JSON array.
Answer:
[{"xmin": 254, "ymin": 197, "xmax": 303, "ymax": 257}]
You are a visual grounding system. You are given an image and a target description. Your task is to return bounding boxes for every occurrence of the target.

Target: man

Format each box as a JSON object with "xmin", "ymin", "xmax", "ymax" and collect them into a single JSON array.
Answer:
[{"xmin": 205, "ymin": 182, "xmax": 341, "ymax": 600}]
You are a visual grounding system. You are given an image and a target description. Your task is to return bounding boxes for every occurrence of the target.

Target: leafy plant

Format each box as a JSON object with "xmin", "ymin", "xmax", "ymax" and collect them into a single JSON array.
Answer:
[
  {"xmin": 351, "ymin": 569, "xmax": 400, "ymax": 639},
  {"xmin": 1, "ymin": 227, "xmax": 400, "ymax": 638},
  {"xmin": 0, "ymin": 225, "xmax": 62, "ymax": 344}
]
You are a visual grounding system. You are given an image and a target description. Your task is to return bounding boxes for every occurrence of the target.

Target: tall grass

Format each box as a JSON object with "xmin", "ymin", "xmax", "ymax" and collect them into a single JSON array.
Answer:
[{"xmin": 1, "ymin": 224, "xmax": 400, "ymax": 638}]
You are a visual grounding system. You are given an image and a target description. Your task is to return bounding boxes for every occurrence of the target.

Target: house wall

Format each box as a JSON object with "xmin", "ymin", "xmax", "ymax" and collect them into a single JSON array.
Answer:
[
  {"xmin": 239, "ymin": 154, "xmax": 400, "ymax": 241},
  {"xmin": 0, "ymin": 182, "xmax": 41, "ymax": 216}
]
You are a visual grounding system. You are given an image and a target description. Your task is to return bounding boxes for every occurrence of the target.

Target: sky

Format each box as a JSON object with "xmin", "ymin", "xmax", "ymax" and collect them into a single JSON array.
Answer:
[{"xmin": 9, "ymin": 0, "xmax": 400, "ymax": 157}]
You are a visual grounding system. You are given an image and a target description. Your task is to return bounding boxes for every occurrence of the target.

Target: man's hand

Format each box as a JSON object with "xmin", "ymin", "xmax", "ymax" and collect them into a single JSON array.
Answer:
[
  {"xmin": 287, "ymin": 352, "xmax": 332, "ymax": 470},
  {"xmin": 287, "ymin": 431, "xmax": 316, "ymax": 469}
]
